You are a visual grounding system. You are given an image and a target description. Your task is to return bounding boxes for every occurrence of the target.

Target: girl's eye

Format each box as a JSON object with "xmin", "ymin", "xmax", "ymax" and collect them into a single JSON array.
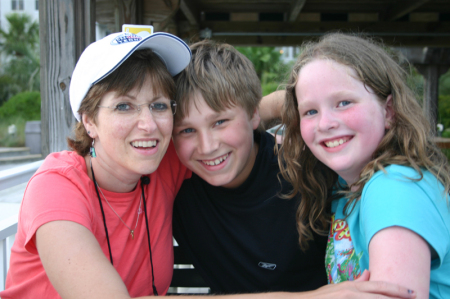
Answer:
[
  {"xmin": 338, "ymin": 100, "xmax": 351, "ymax": 107},
  {"xmin": 215, "ymin": 120, "xmax": 226, "ymax": 126},
  {"xmin": 305, "ymin": 109, "xmax": 318, "ymax": 116},
  {"xmin": 115, "ymin": 103, "xmax": 134, "ymax": 112}
]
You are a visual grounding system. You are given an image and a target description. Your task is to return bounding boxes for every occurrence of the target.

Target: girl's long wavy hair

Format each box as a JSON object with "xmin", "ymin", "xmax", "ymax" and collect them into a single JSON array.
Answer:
[{"xmin": 277, "ymin": 33, "xmax": 450, "ymax": 250}]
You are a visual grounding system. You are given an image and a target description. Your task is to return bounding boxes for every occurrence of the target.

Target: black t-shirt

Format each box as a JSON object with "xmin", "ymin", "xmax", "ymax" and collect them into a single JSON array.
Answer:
[{"xmin": 173, "ymin": 131, "xmax": 327, "ymax": 294}]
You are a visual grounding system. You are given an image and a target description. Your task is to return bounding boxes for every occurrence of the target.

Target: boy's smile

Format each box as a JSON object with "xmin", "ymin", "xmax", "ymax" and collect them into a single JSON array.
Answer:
[{"xmin": 172, "ymin": 94, "xmax": 260, "ymax": 188}]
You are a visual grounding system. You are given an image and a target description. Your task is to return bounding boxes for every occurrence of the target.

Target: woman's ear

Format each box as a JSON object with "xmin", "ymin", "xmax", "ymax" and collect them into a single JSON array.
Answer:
[
  {"xmin": 82, "ymin": 113, "xmax": 97, "ymax": 138},
  {"xmin": 384, "ymin": 95, "xmax": 395, "ymax": 129}
]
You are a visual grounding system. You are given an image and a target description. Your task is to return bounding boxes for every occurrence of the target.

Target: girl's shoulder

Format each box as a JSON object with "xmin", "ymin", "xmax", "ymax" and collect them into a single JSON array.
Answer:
[
  {"xmin": 364, "ymin": 165, "xmax": 447, "ymax": 209},
  {"xmin": 370, "ymin": 164, "xmax": 439, "ymax": 188}
]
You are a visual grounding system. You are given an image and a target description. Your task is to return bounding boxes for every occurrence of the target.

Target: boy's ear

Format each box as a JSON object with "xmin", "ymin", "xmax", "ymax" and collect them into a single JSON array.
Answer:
[
  {"xmin": 251, "ymin": 108, "xmax": 261, "ymax": 130},
  {"xmin": 82, "ymin": 113, "xmax": 97, "ymax": 138},
  {"xmin": 384, "ymin": 95, "xmax": 395, "ymax": 129}
]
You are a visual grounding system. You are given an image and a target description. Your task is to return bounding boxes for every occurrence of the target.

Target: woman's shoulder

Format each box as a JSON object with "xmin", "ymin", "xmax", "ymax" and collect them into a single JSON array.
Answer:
[{"xmin": 32, "ymin": 150, "xmax": 89, "ymax": 186}]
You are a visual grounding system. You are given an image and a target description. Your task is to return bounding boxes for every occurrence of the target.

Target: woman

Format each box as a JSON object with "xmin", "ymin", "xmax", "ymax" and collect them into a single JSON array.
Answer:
[{"xmin": 1, "ymin": 31, "xmax": 192, "ymax": 298}]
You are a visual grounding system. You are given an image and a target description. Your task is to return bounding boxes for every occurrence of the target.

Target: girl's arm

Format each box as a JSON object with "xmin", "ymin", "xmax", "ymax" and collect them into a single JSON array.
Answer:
[{"xmin": 368, "ymin": 226, "xmax": 431, "ymax": 299}]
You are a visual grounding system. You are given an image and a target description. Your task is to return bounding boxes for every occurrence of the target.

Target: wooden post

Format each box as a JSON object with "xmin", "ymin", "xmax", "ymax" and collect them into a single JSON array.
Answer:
[
  {"xmin": 420, "ymin": 65, "xmax": 439, "ymax": 135},
  {"xmin": 398, "ymin": 47, "xmax": 450, "ymax": 136},
  {"xmin": 39, "ymin": 0, "xmax": 95, "ymax": 157}
]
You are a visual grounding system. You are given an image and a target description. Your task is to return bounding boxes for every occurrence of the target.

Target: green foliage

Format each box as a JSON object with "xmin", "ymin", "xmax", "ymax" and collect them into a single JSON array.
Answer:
[
  {"xmin": 235, "ymin": 46, "xmax": 290, "ymax": 93},
  {"xmin": 0, "ymin": 116, "xmax": 26, "ymax": 147},
  {"xmin": 440, "ymin": 69, "xmax": 450, "ymax": 96},
  {"xmin": 0, "ymin": 13, "xmax": 40, "ymax": 106},
  {"xmin": 438, "ymin": 95, "xmax": 450, "ymax": 130},
  {"xmin": 0, "ymin": 91, "xmax": 41, "ymax": 121},
  {"xmin": 0, "ymin": 13, "xmax": 39, "ymax": 58},
  {"xmin": 262, "ymin": 82, "xmax": 280, "ymax": 96}
]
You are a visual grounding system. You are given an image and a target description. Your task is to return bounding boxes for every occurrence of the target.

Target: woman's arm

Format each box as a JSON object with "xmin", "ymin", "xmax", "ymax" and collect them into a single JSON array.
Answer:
[
  {"xmin": 35, "ymin": 221, "xmax": 417, "ymax": 299},
  {"xmin": 36, "ymin": 220, "xmax": 132, "ymax": 299},
  {"xmin": 368, "ymin": 226, "xmax": 431, "ymax": 299}
]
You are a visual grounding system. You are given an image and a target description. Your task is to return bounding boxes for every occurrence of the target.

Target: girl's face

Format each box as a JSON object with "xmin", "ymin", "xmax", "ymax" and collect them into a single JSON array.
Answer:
[{"xmin": 296, "ymin": 59, "xmax": 393, "ymax": 185}]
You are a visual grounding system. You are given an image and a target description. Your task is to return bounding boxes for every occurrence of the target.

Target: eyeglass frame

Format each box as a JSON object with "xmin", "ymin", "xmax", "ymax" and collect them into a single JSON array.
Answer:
[{"xmin": 97, "ymin": 100, "xmax": 177, "ymax": 118}]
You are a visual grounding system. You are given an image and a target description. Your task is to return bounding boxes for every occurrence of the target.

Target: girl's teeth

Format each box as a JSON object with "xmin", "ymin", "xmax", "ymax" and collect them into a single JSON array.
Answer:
[{"xmin": 326, "ymin": 138, "xmax": 347, "ymax": 148}]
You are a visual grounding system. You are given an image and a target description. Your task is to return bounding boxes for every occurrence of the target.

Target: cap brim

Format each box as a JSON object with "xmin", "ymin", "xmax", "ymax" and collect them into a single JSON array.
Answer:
[{"xmin": 93, "ymin": 32, "xmax": 191, "ymax": 85}]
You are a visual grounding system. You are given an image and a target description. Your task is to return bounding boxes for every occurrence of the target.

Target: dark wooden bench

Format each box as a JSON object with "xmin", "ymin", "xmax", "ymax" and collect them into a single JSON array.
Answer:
[{"xmin": 169, "ymin": 245, "xmax": 210, "ymax": 294}]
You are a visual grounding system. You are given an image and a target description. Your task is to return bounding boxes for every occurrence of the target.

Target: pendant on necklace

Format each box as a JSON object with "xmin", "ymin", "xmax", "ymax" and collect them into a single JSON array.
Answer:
[{"xmin": 131, "ymin": 230, "xmax": 134, "ymax": 239}]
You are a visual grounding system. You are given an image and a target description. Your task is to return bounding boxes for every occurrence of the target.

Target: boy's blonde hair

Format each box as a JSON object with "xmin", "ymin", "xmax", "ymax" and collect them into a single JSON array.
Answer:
[
  {"xmin": 175, "ymin": 40, "xmax": 261, "ymax": 121},
  {"xmin": 278, "ymin": 33, "xmax": 450, "ymax": 250}
]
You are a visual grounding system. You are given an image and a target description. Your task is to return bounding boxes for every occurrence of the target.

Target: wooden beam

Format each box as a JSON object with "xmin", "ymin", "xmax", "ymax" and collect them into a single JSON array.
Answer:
[
  {"xmin": 198, "ymin": 21, "xmax": 450, "ymax": 47},
  {"xmin": 288, "ymin": 0, "xmax": 306, "ymax": 22},
  {"xmin": 39, "ymin": 0, "xmax": 95, "ymax": 156},
  {"xmin": 382, "ymin": 0, "xmax": 431, "ymax": 21},
  {"xmin": 203, "ymin": 21, "xmax": 450, "ymax": 36},
  {"xmin": 180, "ymin": 0, "xmax": 199, "ymax": 26}
]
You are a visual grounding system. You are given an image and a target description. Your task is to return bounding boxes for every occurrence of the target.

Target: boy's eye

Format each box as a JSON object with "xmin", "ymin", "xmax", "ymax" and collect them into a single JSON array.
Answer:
[
  {"xmin": 215, "ymin": 120, "xmax": 226, "ymax": 126},
  {"xmin": 181, "ymin": 128, "xmax": 195, "ymax": 134},
  {"xmin": 337, "ymin": 100, "xmax": 351, "ymax": 107},
  {"xmin": 305, "ymin": 109, "xmax": 318, "ymax": 116},
  {"xmin": 151, "ymin": 102, "xmax": 169, "ymax": 112},
  {"xmin": 115, "ymin": 103, "xmax": 135, "ymax": 112}
]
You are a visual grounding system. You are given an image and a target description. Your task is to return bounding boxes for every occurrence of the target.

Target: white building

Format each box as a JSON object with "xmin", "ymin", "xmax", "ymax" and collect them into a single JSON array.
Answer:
[{"xmin": 0, "ymin": 0, "xmax": 39, "ymax": 32}]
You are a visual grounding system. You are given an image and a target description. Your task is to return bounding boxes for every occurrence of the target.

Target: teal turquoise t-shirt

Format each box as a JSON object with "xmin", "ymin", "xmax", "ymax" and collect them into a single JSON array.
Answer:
[{"xmin": 326, "ymin": 165, "xmax": 450, "ymax": 299}]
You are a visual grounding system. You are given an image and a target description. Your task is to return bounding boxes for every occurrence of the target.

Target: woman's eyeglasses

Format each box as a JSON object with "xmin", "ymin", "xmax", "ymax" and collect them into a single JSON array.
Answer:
[{"xmin": 98, "ymin": 100, "xmax": 176, "ymax": 119}]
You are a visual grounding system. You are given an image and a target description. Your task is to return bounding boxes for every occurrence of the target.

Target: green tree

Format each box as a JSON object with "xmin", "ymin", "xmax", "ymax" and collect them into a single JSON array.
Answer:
[
  {"xmin": 236, "ymin": 47, "xmax": 290, "ymax": 95},
  {"xmin": 0, "ymin": 13, "xmax": 40, "ymax": 104}
]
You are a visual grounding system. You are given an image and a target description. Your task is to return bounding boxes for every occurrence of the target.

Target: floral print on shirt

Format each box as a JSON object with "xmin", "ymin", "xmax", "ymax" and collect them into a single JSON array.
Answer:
[{"xmin": 325, "ymin": 214, "xmax": 363, "ymax": 283}]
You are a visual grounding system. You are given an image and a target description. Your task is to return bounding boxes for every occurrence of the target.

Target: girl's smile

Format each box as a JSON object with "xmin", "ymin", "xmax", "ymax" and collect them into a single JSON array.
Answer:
[{"xmin": 296, "ymin": 59, "xmax": 393, "ymax": 185}]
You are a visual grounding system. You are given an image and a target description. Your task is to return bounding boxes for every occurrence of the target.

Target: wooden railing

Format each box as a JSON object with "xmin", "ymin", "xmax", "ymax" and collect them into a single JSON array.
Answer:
[{"xmin": 0, "ymin": 160, "xmax": 43, "ymax": 291}]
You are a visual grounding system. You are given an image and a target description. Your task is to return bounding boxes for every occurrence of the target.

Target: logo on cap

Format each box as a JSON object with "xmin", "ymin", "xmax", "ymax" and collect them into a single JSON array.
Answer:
[{"xmin": 111, "ymin": 33, "xmax": 143, "ymax": 45}]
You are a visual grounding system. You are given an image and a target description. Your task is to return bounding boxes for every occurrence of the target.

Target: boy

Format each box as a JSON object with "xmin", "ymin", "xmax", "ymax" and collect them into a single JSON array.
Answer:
[{"xmin": 171, "ymin": 40, "xmax": 327, "ymax": 294}]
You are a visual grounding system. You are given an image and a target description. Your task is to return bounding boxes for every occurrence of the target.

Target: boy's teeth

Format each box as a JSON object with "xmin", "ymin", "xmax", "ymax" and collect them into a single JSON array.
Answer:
[
  {"xmin": 203, "ymin": 153, "xmax": 229, "ymax": 166},
  {"xmin": 132, "ymin": 140, "xmax": 157, "ymax": 148},
  {"xmin": 325, "ymin": 138, "xmax": 348, "ymax": 148}
]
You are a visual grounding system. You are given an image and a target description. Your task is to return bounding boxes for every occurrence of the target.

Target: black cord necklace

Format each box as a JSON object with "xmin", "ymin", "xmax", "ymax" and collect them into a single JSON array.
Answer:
[{"xmin": 91, "ymin": 162, "xmax": 158, "ymax": 295}]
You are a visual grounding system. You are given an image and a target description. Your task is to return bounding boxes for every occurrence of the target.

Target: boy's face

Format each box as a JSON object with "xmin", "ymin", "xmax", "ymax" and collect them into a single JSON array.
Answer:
[{"xmin": 172, "ymin": 94, "xmax": 260, "ymax": 188}]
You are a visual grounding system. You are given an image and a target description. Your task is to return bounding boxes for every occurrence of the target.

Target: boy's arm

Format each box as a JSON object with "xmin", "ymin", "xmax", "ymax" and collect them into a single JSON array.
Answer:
[{"xmin": 259, "ymin": 90, "xmax": 285, "ymax": 128}]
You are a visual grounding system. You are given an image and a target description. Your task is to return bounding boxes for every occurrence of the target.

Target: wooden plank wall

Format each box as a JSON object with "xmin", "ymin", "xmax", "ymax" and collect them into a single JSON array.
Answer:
[{"xmin": 39, "ymin": 0, "xmax": 95, "ymax": 156}]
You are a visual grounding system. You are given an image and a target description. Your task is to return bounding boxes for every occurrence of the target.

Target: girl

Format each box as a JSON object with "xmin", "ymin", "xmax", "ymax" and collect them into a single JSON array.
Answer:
[{"xmin": 278, "ymin": 33, "xmax": 450, "ymax": 299}]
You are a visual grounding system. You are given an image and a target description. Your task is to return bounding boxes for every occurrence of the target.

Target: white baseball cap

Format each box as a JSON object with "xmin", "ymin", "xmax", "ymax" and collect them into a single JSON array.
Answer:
[{"xmin": 70, "ymin": 31, "xmax": 191, "ymax": 121}]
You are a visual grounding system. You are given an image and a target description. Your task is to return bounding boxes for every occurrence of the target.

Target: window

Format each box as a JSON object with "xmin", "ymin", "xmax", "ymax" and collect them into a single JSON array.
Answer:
[
  {"xmin": 36, "ymin": 0, "xmax": 39, "ymax": 10},
  {"xmin": 12, "ymin": 0, "xmax": 24, "ymax": 10}
]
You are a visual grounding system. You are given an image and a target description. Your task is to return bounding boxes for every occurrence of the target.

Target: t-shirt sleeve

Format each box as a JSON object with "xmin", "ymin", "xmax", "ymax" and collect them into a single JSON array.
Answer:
[
  {"xmin": 360, "ymin": 168, "xmax": 448, "ymax": 267},
  {"xmin": 20, "ymin": 171, "xmax": 94, "ymax": 254},
  {"xmin": 157, "ymin": 140, "xmax": 192, "ymax": 194}
]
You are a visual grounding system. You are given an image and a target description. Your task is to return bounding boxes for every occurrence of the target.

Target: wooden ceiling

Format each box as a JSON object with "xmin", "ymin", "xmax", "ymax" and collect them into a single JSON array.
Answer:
[{"xmin": 95, "ymin": 0, "xmax": 450, "ymax": 47}]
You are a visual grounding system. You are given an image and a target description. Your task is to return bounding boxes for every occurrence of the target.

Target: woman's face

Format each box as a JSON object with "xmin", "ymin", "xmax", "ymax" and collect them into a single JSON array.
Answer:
[{"xmin": 84, "ymin": 78, "xmax": 173, "ymax": 181}]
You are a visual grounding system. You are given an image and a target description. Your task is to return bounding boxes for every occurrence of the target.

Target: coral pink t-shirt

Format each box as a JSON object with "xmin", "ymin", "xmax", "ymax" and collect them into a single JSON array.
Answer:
[{"xmin": 1, "ymin": 141, "xmax": 191, "ymax": 298}]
